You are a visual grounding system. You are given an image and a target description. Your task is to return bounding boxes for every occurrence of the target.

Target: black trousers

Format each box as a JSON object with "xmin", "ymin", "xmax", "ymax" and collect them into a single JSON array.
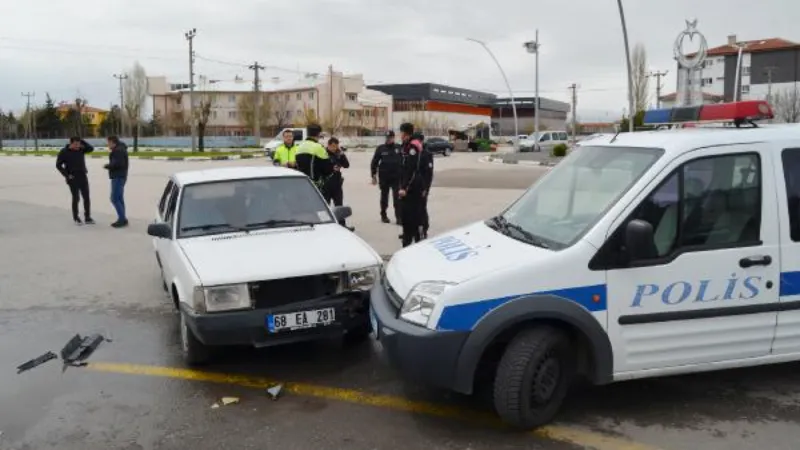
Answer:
[
  {"xmin": 401, "ymin": 194, "xmax": 423, "ymax": 247},
  {"xmin": 325, "ymin": 185, "xmax": 346, "ymax": 225},
  {"xmin": 67, "ymin": 174, "xmax": 91, "ymax": 220},
  {"xmin": 421, "ymin": 192, "xmax": 430, "ymax": 233},
  {"xmin": 379, "ymin": 176, "xmax": 400, "ymax": 220}
]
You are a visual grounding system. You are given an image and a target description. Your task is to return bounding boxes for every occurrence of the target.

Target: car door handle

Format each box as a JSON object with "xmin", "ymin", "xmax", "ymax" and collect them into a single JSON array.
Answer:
[{"xmin": 739, "ymin": 255, "xmax": 772, "ymax": 268}]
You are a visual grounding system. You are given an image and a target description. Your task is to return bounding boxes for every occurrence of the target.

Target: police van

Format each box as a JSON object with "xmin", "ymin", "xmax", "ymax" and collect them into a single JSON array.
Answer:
[{"xmin": 370, "ymin": 100, "xmax": 800, "ymax": 428}]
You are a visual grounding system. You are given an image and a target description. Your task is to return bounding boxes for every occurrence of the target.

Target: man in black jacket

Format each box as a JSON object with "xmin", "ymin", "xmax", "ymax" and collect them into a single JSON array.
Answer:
[
  {"xmin": 324, "ymin": 137, "xmax": 349, "ymax": 207},
  {"xmin": 56, "ymin": 136, "xmax": 95, "ymax": 225},
  {"xmin": 413, "ymin": 132, "xmax": 434, "ymax": 239},
  {"xmin": 398, "ymin": 123, "xmax": 432, "ymax": 247},
  {"xmin": 371, "ymin": 131, "xmax": 402, "ymax": 224},
  {"xmin": 104, "ymin": 136, "xmax": 129, "ymax": 228}
]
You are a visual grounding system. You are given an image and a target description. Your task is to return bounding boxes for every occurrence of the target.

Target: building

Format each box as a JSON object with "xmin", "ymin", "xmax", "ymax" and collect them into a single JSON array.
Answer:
[
  {"xmin": 55, "ymin": 102, "xmax": 108, "ymax": 137},
  {"xmin": 578, "ymin": 122, "xmax": 618, "ymax": 134},
  {"xmin": 492, "ymin": 97, "xmax": 571, "ymax": 135},
  {"xmin": 658, "ymin": 92, "xmax": 725, "ymax": 109},
  {"xmin": 367, "ymin": 83, "xmax": 496, "ymax": 136},
  {"xmin": 679, "ymin": 34, "xmax": 800, "ymax": 120},
  {"xmin": 148, "ymin": 71, "xmax": 393, "ymax": 137}
]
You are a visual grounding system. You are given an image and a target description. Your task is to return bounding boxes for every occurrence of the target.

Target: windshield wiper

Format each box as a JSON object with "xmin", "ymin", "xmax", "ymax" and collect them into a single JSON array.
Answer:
[
  {"xmin": 490, "ymin": 215, "xmax": 550, "ymax": 249},
  {"xmin": 244, "ymin": 219, "xmax": 317, "ymax": 229},
  {"xmin": 180, "ymin": 223, "xmax": 248, "ymax": 232}
]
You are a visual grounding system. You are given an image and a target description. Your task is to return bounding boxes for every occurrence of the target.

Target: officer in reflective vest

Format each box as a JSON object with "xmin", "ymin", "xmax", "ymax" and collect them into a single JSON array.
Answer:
[
  {"xmin": 294, "ymin": 123, "xmax": 333, "ymax": 191},
  {"xmin": 273, "ymin": 129, "xmax": 298, "ymax": 167}
]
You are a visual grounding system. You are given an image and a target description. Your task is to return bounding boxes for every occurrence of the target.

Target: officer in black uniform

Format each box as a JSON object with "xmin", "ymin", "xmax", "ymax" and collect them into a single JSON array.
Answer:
[
  {"xmin": 412, "ymin": 132, "xmax": 434, "ymax": 239},
  {"xmin": 398, "ymin": 123, "xmax": 432, "ymax": 247},
  {"xmin": 370, "ymin": 131, "xmax": 402, "ymax": 224}
]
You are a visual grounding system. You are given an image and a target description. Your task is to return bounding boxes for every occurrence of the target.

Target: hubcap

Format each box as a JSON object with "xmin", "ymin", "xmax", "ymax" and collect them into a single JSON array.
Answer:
[
  {"xmin": 180, "ymin": 314, "xmax": 189, "ymax": 353},
  {"xmin": 530, "ymin": 354, "xmax": 561, "ymax": 405}
]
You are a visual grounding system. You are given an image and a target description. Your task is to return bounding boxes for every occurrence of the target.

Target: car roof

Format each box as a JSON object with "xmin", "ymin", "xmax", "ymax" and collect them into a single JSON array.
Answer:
[
  {"xmin": 172, "ymin": 166, "xmax": 304, "ymax": 186},
  {"xmin": 581, "ymin": 123, "xmax": 800, "ymax": 155}
]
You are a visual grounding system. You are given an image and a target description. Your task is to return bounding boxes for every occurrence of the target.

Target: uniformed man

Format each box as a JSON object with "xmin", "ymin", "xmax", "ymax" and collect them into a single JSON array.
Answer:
[
  {"xmin": 413, "ymin": 132, "xmax": 434, "ymax": 239},
  {"xmin": 272, "ymin": 129, "xmax": 298, "ymax": 167},
  {"xmin": 324, "ymin": 137, "xmax": 349, "ymax": 207},
  {"xmin": 295, "ymin": 124, "xmax": 332, "ymax": 191},
  {"xmin": 370, "ymin": 131, "xmax": 402, "ymax": 224},
  {"xmin": 398, "ymin": 123, "xmax": 432, "ymax": 247}
]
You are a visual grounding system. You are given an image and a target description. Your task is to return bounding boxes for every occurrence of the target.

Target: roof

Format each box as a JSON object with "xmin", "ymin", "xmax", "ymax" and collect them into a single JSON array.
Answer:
[
  {"xmin": 172, "ymin": 166, "xmax": 304, "ymax": 185},
  {"xmin": 689, "ymin": 38, "xmax": 800, "ymax": 57},
  {"xmin": 659, "ymin": 92, "xmax": 724, "ymax": 101},
  {"xmin": 55, "ymin": 103, "xmax": 108, "ymax": 113},
  {"xmin": 583, "ymin": 123, "xmax": 800, "ymax": 156}
]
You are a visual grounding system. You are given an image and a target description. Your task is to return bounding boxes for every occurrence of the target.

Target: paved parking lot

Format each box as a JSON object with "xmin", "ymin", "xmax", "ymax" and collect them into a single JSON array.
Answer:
[{"xmin": 2, "ymin": 153, "xmax": 800, "ymax": 450}]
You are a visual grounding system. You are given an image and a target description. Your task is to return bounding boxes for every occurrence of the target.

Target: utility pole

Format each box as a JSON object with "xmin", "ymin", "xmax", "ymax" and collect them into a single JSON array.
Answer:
[
  {"xmin": 113, "ymin": 73, "xmax": 128, "ymax": 136},
  {"xmin": 21, "ymin": 92, "xmax": 35, "ymax": 151},
  {"xmin": 185, "ymin": 28, "xmax": 197, "ymax": 152},
  {"xmin": 568, "ymin": 83, "xmax": 578, "ymax": 144},
  {"xmin": 249, "ymin": 61, "xmax": 265, "ymax": 142},
  {"xmin": 647, "ymin": 70, "xmax": 669, "ymax": 108}
]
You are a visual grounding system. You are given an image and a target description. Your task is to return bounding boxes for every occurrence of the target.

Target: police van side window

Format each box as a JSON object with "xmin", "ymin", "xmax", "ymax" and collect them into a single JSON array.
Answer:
[
  {"xmin": 591, "ymin": 152, "xmax": 762, "ymax": 268},
  {"xmin": 781, "ymin": 148, "xmax": 800, "ymax": 241}
]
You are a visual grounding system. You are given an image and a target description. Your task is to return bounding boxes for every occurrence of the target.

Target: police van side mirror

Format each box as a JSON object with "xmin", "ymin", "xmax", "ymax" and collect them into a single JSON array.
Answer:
[{"xmin": 625, "ymin": 219, "xmax": 657, "ymax": 261}]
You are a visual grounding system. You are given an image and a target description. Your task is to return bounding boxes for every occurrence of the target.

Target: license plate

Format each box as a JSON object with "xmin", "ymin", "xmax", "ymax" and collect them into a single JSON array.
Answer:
[{"xmin": 267, "ymin": 308, "xmax": 335, "ymax": 333}]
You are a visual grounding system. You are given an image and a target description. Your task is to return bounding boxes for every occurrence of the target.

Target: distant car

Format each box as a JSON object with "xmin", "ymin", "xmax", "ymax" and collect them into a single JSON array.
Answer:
[
  {"xmin": 519, "ymin": 131, "xmax": 570, "ymax": 152},
  {"xmin": 424, "ymin": 137, "xmax": 454, "ymax": 156},
  {"xmin": 264, "ymin": 128, "xmax": 305, "ymax": 159}
]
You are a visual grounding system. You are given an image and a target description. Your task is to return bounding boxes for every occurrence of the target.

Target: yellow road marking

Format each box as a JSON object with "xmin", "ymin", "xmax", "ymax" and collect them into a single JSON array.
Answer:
[{"xmin": 87, "ymin": 362, "xmax": 662, "ymax": 450}]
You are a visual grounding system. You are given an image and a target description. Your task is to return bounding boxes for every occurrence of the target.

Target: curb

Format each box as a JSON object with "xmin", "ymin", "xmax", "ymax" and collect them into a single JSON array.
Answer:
[
  {"xmin": 0, "ymin": 153, "xmax": 264, "ymax": 161},
  {"xmin": 482, "ymin": 156, "xmax": 553, "ymax": 167}
]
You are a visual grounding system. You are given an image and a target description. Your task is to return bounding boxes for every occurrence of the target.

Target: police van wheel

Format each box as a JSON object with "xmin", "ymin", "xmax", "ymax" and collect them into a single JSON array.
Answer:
[
  {"xmin": 493, "ymin": 326, "xmax": 574, "ymax": 429},
  {"xmin": 181, "ymin": 313, "xmax": 211, "ymax": 366}
]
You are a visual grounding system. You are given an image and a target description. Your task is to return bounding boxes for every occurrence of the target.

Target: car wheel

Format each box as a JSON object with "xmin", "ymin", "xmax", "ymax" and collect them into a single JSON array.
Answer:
[
  {"xmin": 180, "ymin": 312, "xmax": 211, "ymax": 366},
  {"xmin": 443, "ymin": 147, "xmax": 452, "ymax": 156},
  {"xmin": 493, "ymin": 326, "xmax": 574, "ymax": 429}
]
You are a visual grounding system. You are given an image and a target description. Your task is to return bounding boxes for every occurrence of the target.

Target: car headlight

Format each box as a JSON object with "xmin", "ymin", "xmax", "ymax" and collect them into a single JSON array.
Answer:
[
  {"xmin": 349, "ymin": 266, "xmax": 380, "ymax": 291},
  {"xmin": 400, "ymin": 281, "xmax": 456, "ymax": 327},
  {"xmin": 204, "ymin": 284, "xmax": 252, "ymax": 313}
]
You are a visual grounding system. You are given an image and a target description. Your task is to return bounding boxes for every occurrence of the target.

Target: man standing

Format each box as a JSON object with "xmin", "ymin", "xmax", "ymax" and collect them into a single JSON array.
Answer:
[
  {"xmin": 370, "ymin": 131, "xmax": 402, "ymax": 224},
  {"xmin": 295, "ymin": 123, "xmax": 333, "ymax": 192},
  {"xmin": 324, "ymin": 137, "xmax": 349, "ymax": 207},
  {"xmin": 56, "ymin": 136, "xmax": 95, "ymax": 225},
  {"xmin": 413, "ymin": 132, "xmax": 434, "ymax": 239},
  {"xmin": 272, "ymin": 129, "xmax": 298, "ymax": 168},
  {"xmin": 398, "ymin": 123, "xmax": 431, "ymax": 247},
  {"xmin": 104, "ymin": 136, "xmax": 130, "ymax": 228}
]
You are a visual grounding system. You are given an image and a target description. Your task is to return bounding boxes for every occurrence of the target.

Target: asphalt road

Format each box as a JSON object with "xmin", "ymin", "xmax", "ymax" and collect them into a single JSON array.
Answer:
[{"xmin": 2, "ymin": 153, "xmax": 800, "ymax": 450}]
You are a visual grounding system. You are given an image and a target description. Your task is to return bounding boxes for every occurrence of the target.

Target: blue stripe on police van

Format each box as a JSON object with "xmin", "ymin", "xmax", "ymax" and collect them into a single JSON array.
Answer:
[
  {"xmin": 780, "ymin": 271, "xmax": 800, "ymax": 297},
  {"xmin": 436, "ymin": 284, "xmax": 607, "ymax": 332}
]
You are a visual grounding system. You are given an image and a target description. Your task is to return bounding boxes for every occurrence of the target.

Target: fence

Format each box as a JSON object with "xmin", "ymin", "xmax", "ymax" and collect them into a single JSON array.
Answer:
[{"xmin": 1, "ymin": 135, "xmax": 258, "ymax": 149}]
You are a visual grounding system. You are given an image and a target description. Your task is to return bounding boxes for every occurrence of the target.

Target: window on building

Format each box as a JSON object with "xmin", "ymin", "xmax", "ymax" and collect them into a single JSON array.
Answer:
[
  {"xmin": 349, "ymin": 111, "xmax": 356, "ymax": 118},
  {"xmin": 365, "ymin": 110, "xmax": 371, "ymax": 117},
  {"xmin": 701, "ymin": 78, "xmax": 713, "ymax": 86},
  {"xmin": 742, "ymin": 85, "xmax": 750, "ymax": 94},
  {"xmin": 212, "ymin": 111, "xmax": 217, "ymax": 119},
  {"xmin": 309, "ymin": 91, "xmax": 315, "ymax": 100},
  {"xmin": 285, "ymin": 94, "xmax": 290, "ymax": 102},
  {"xmin": 296, "ymin": 110, "xmax": 302, "ymax": 118},
  {"xmin": 296, "ymin": 93, "xmax": 302, "ymax": 100},
  {"xmin": 347, "ymin": 93, "xmax": 357, "ymax": 102},
  {"xmin": 228, "ymin": 111, "xmax": 237, "ymax": 119},
  {"xmin": 743, "ymin": 66, "xmax": 751, "ymax": 76},
  {"xmin": 228, "ymin": 95, "xmax": 236, "ymax": 103}
]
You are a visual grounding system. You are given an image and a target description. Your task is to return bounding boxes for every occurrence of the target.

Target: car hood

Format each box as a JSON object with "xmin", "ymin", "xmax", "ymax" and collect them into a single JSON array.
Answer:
[
  {"xmin": 179, "ymin": 224, "xmax": 381, "ymax": 286},
  {"xmin": 384, "ymin": 221, "xmax": 552, "ymax": 298}
]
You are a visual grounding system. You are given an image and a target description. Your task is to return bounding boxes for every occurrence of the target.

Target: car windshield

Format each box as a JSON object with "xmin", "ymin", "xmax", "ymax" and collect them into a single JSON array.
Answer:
[
  {"xmin": 177, "ymin": 176, "xmax": 334, "ymax": 238},
  {"xmin": 492, "ymin": 145, "xmax": 664, "ymax": 249}
]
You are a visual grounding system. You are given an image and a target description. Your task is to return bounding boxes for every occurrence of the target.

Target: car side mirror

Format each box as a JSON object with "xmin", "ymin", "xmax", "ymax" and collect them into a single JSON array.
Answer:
[
  {"xmin": 625, "ymin": 219, "xmax": 657, "ymax": 261},
  {"xmin": 147, "ymin": 222, "xmax": 172, "ymax": 239},
  {"xmin": 332, "ymin": 206, "xmax": 352, "ymax": 222}
]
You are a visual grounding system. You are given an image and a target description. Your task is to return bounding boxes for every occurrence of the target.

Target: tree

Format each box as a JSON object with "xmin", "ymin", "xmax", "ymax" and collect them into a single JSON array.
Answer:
[
  {"xmin": 36, "ymin": 94, "xmax": 63, "ymax": 138},
  {"xmin": 63, "ymin": 97, "xmax": 89, "ymax": 137},
  {"xmin": 238, "ymin": 92, "xmax": 272, "ymax": 136},
  {"xmin": 192, "ymin": 76, "xmax": 214, "ymax": 152},
  {"xmin": 772, "ymin": 86, "xmax": 800, "ymax": 123},
  {"xmin": 632, "ymin": 43, "xmax": 650, "ymax": 113},
  {"xmin": 293, "ymin": 104, "xmax": 319, "ymax": 128},
  {"xmin": 123, "ymin": 61, "xmax": 148, "ymax": 151},
  {"xmin": 273, "ymin": 93, "xmax": 291, "ymax": 130},
  {"xmin": 100, "ymin": 105, "xmax": 123, "ymax": 137}
]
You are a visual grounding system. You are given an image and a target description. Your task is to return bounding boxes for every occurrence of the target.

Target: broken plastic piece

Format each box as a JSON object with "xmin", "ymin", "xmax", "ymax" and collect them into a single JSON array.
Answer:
[
  {"xmin": 267, "ymin": 384, "xmax": 283, "ymax": 400},
  {"xmin": 221, "ymin": 397, "xmax": 239, "ymax": 405},
  {"xmin": 61, "ymin": 334, "xmax": 106, "ymax": 366},
  {"xmin": 60, "ymin": 335, "xmax": 83, "ymax": 361},
  {"xmin": 16, "ymin": 351, "xmax": 58, "ymax": 374},
  {"xmin": 211, "ymin": 403, "xmax": 220, "ymax": 409}
]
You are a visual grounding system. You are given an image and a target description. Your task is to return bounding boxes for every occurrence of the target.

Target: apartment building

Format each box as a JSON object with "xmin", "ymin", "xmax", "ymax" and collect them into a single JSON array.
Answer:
[{"xmin": 148, "ymin": 71, "xmax": 392, "ymax": 137}]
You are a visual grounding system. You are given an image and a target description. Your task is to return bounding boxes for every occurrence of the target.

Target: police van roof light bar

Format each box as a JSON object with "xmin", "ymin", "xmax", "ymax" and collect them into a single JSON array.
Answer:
[{"xmin": 642, "ymin": 100, "xmax": 774, "ymax": 128}]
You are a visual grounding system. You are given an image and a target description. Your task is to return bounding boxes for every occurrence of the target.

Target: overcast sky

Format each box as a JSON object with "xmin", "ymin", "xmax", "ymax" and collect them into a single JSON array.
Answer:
[{"xmin": 0, "ymin": 0, "xmax": 796, "ymax": 121}]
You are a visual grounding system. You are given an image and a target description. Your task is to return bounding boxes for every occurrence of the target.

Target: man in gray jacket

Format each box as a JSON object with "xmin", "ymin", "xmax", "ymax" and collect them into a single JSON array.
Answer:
[{"xmin": 103, "ymin": 136, "xmax": 129, "ymax": 228}]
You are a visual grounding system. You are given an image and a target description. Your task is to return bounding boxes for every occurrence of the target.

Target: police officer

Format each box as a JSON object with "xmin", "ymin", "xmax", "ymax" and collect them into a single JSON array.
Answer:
[
  {"xmin": 324, "ymin": 137, "xmax": 349, "ymax": 208},
  {"xmin": 412, "ymin": 132, "xmax": 434, "ymax": 239},
  {"xmin": 398, "ymin": 123, "xmax": 432, "ymax": 247},
  {"xmin": 272, "ymin": 129, "xmax": 298, "ymax": 167},
  {"xmin": 295, "ymin": 124, "xmax": 332, "ymax": 191},
  {"xmin": 370, "ymin": 131, "xmax": 402, "ymax": 224}
]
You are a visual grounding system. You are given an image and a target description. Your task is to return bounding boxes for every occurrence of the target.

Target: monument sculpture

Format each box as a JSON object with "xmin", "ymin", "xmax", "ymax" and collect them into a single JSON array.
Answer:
[{"xmin": 674, "ymin": 19, "xmax": 708, "ymax": 107}]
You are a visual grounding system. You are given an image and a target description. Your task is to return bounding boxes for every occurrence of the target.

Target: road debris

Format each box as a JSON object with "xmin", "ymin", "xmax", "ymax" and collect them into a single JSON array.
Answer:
[
  {"xmin": 211, "ymin": 403, "xmax": 220, "ymax": 409},
  {"xmin": 60, "ymin": 333, "xmax": 107, "ymax": 368},
  {"xmin": 221, "ymin": 397, "xmax": 239, "ymax": 405},
  {"xmin": 267, "ymin": 384, "xmax": 283, "ymax": 400},
  {"xmin": 16, "ymin": 351, "xmax": 58, "ymax": 374}
]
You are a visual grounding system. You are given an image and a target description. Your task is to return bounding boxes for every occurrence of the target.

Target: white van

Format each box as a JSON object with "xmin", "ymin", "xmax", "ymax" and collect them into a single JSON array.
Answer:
[
  {"xmin": 519, "ymin": 131, "xmax": 569, "ymax": 152},
  {"xmin": 370, "ymin": 101, "xmax": 800, "ymax": 428}
]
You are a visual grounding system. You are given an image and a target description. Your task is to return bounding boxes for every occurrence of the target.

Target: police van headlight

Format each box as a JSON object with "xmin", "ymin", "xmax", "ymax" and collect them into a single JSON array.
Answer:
[
  {"xmin": 348, "ymin": 265, "xmax": 380, "ymax": 291},
  {"xmin": 400, "ymin": 281, "xmax": 456, "ymax": 326},
  {"xmin": 204, "ymin": 284, "xmax": 252, "ymax": 313}
]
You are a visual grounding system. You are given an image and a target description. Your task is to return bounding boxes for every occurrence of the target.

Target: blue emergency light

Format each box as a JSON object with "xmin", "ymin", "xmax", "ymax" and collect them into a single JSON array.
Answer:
[{"xmin": 642, "ymin": 100, "xmax": 774, "ymax": 127}]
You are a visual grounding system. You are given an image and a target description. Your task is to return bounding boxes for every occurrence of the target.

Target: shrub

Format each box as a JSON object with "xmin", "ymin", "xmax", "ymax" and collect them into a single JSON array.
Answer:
[
  {"xmin": 474, "ymin": 138, "xmax": 495, "ymax": 152},
  {"xmin": 551, "ymin": 143, "xmax": 568, "ymax": 157}
]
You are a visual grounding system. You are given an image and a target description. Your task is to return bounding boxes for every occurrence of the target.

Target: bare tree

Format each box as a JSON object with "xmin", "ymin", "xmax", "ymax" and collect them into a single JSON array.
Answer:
[
  {"xmin": 123, "ymin": 61, "xmax": 148, "ymax": 151},
  {"xmin": 238, "ymin": 92, "xmax": 272, "ymax": 135},
  {"xmin": 294, "ymin": 104, "xmax": 319, "ymax": 128},
  {"xmin": 273, "ymin": 93, "xmax": 291, "ymax": 130},
  {"xmin": 192, "ymin": 76, "xmax": 214, "ymax": 152},
  {"xmin": 632, "ymin": 43, "xmax": 650, "ymax": 113},
  {"xmin": 772, "ymin": 86, "xmax": 800, "ymax": 123}
]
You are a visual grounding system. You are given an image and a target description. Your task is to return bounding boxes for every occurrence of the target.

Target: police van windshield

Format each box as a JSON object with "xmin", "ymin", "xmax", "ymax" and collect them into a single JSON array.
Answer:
[{"xmin": 495, "ymin": 146, "xmax": 664, "ymax": 249}]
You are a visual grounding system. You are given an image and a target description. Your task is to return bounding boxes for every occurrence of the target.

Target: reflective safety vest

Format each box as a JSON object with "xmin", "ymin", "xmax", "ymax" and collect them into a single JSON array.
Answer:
[
  {"xmin": 295, "ymin": 139, "xmax": 331, "ymax": 188},
  {"xmin": 273, "ymin": 143, "xmax": 298, "ymax": 166}
]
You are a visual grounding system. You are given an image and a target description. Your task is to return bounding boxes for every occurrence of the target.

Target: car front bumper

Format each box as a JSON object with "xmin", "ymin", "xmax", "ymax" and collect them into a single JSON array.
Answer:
[
  {"xmin": 182, "ymin": 292, "xmax": 369, "ymax": 348},
  {"xmin": 369, "ymin": 281, "xmax": 469, "ymax": 392}
]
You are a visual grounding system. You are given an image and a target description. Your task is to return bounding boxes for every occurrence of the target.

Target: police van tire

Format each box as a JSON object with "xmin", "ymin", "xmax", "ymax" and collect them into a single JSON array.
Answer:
[
  {"xmin": 493, "ymin": 326, "xmax": 574, "ymax": 429},
  {"xmin": 181, "ymin": 313, "xmax": 211, "ymax": 366}
]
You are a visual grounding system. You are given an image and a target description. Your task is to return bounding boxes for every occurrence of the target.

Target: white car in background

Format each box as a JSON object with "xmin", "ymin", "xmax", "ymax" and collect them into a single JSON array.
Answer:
[
  {"xmin": 519, "ymin": 131, "xmax": 570, "ymax": 152},
  {"xmin": 148, "ymin": 166, "xmax": 382, "ymax": 364}
]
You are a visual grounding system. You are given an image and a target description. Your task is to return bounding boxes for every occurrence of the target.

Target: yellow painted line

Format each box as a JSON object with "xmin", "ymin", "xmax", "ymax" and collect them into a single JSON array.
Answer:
[{"xmin": 87, "ymin": 362, "xmax": 662, "ymax": 450}]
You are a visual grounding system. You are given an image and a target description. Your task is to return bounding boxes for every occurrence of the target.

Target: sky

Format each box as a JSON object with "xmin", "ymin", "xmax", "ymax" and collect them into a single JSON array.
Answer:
[{"xmin": 1, "ymin": 0, "xmax": 797, "ymax": 122}]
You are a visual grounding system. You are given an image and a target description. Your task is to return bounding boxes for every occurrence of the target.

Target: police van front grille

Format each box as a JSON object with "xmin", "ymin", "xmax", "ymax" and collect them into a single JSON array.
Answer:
[{"xmin": 249, "ymin": 273, "xmax": 345, "ymax": 309}]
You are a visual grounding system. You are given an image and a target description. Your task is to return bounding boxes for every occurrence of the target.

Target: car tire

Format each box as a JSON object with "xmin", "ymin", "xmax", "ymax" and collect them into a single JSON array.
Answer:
[
  {"xmin": 443, "ymin": 147, "xmax": 452, "ymax": 156},
  {"xmin": 493, "ymin": 326, "xmax": 574, "ymax": 429},
  {"xmin": 180, "ymin": 312, "xmax": 211, "ymax": 366}
]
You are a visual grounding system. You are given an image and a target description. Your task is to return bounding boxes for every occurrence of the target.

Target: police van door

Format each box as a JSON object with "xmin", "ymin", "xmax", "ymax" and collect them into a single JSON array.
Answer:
[{"xmin": 600, "ymin": 143, "xmax": 780, "ymax": 374}]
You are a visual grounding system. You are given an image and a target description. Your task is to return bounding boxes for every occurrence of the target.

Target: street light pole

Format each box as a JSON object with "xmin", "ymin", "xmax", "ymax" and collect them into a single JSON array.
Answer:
[
  {"xmin": 185, "ymin": 28, "xmax": 197, "ymax": 152},
  {"xmin": 467, "ymin": 38, "xmax": 519, "ymax": 151},
  {"xmin": 523, "ymin": 32, "xmax": 541, "ymax": 149},
  {"xmin": 617, "ymin": 0, "xmax": 634, "ymax": 132}
]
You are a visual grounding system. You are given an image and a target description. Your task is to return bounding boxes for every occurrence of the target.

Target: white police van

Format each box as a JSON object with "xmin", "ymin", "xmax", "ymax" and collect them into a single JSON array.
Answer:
[{"xmin": 370, "ymin": 100, "xmax": 800, "ymax": 428}]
